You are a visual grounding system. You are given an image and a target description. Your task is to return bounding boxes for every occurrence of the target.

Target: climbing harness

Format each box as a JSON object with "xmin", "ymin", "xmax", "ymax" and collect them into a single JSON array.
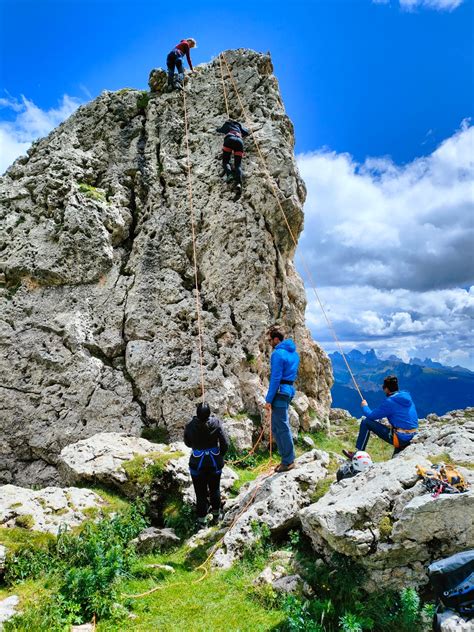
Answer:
[{"xmin": 189, "ymin": 447, "xmax": 222, "ymax": 475}]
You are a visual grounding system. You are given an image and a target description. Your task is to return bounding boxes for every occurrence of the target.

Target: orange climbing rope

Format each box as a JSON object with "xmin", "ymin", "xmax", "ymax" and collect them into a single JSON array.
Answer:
[
  {"xmin": 220, "ymin": 52, "xmax": 364, "ymax": 401},
  {"xmin": 182, "ymin": 84, "xmax": 206, "ymax": 401}
]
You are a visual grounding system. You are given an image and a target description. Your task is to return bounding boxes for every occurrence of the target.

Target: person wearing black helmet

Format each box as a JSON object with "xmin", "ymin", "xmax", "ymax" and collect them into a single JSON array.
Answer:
[
  {"xmin": 216, "ymin": 120, "xmax": 249, "ymax": 192},
  {"xmin": 184, "ymin": 402, "xmax": 230, "ymax": 528}
]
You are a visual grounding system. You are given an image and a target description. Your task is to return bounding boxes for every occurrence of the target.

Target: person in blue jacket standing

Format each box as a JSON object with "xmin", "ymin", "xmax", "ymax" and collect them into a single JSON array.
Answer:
[
  {"xmin": 343, "ymin": 375, "xmax": 418, "ymax": 459},
  {"xmin": 265, "ymin": 327, "xmax": 300, "ymax": 472}
]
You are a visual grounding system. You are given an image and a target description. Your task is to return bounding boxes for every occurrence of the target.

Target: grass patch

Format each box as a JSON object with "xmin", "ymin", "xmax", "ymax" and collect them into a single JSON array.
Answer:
[
  {"xmin": 14, "ymin": 515, "xmax": 34, "ymax": 530},
  {"xmin": 0, "ymin": 527, "xmax": 55, "ymax": 554},
  {"xmin": 122, "ymin": 451, "xmax": 183, "ymax": 488},
  {"xmin": 77, "ymin": 183, "xmax": 107, "ymax": 203}
]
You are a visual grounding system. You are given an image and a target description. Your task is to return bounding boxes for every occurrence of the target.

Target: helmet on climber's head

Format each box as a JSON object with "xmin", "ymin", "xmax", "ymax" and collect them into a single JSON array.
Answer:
[
  {"xmin": 196, "ymin": 401, "xmax": 211, "ymax": 422},
  {"xmin": 351, "ymin": 451, "xmax": 373, "ymax": 473},
  {"xmin": 187, "ymin": 38, "xmax": 197, "ymax": 48}
]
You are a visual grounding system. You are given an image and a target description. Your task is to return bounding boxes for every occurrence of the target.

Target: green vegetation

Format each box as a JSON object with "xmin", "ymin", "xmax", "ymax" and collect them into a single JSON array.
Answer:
[
  {"xmin": 14, "ymin": 515, "xmax": 34, "ymax": 530},
  {"xmin": 4, "ymin": 502, "xmax": 148, "ymax": 629},
  {"xmin": 122, "ymin": 451, "xmax": 183, "ymax": 488},
  {"xmin": 378, "ymin": 515, "xmax": 394, "ymax": 541},
  {"xmin": 2, "ymin": 415, "xmax": 434, "ymax": 631},
  {"xmin": 276, "ymin": 551, "xmax": 435, "ymax": 632},
  {"xmin": 136, "ymin": 91, "xmax": 150, "ymax": 111},
  {"xmin": 77, "ymin": 182, "xmax": 107, "ymax": 203},
  {"xmin": 140, "ymin": 426, "xmax": 169, "ymax": 444}
]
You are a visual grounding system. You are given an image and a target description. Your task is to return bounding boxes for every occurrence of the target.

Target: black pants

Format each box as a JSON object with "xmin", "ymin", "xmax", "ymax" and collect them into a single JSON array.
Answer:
[
  {"xmin": 222, "ymin": 135, "xmax": 244, "ymax": 184},
  {"xmin": 191, "ymin": 471, "xmax": 221, "ymax": 518},
  {"xmin": 166, "ymin": 50, "xmax": 184, "ymax": 87}
]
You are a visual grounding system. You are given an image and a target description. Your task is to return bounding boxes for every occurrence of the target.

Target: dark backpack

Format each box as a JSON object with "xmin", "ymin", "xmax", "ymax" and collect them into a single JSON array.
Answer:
[
  {"xmin": 428, "ymin": 550, "xmax": 474, "ymax": 623},
  {"xmin": 336, "ymin": 461, "xmax": 357, "ymax": 482}
]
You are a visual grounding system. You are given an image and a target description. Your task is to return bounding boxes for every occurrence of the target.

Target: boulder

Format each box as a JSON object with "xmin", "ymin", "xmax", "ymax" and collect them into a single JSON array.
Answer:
[
  {"xmin": 58, "ymin": 432, "xmax": 237, "ymax": 505},
  {"xmin": 0, "ymin": 485, "xmax": 104, "ymax": 534},
  {"xmin": 211, "ymin": 449, "xmax": 330, "ymax": 568},
  {"xmin": 404, "ymin": 419, "xmax": 474, "ymax": 463},
  {"xmin": 0, "ymin": 595, "xmax": 19, "ymax": 627},
  {"xmin": 130, "ymin": 527, "xmax": 180, "ymax": 553},
  {"xmin": 300, "ymin": 453, "xmax": 474, "ymax": 592},
  {"xmin": 222, "ymin": 417, "xmax": 254, "ymax": 451}
]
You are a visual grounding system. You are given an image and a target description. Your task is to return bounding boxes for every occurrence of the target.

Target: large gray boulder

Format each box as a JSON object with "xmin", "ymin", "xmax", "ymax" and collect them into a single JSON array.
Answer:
[
  {"xmin": 300, "ymin": 452, "xmax": 474, "ymax": 592},
  {"xmin": 58, "ymin": 431, "xmax": 237, "ymax": 503},
  {"xmin": 0, "ymin": 49, "xmax": 333, "ymax": 485},
  {"xmin": 211, "ymin": 449, "xmax": 330, "ymax": 569},
  {"xmin": 0, "ymin": 485, "xmax": 104, "ymax": 534}
]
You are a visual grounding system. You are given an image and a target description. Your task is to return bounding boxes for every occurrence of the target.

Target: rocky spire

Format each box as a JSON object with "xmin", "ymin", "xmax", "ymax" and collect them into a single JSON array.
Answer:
[{"xmin": 0, "ymin": 49, "xmax": 333, "ymax": 485}]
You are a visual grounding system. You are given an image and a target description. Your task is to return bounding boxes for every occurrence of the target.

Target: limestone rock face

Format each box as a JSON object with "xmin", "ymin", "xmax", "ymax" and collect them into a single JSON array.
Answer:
[
  {"xmin": 0, "ymin": 49, "xmax": 333, "ymax": 484},
  {"xmin": 0, "ymin": 485, "xmax": 104, "ymax": 534},
  {"xmin": 211, "ymin": 449, "xmax": 330, "ymax": 569},
  {"xmin": 300, "ymin": 450, "xmax": 474, "ymax": 592}
]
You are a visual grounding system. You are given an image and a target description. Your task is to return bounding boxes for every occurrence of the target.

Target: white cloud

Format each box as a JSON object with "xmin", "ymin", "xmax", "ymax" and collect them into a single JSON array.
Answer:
[
  {"xmin": 0, "ymin": 94, "xmax": 82, "ymax": 174},
  {"xmin": 399, "ymin": 0, "xmax": 464, "ymax": 10},
  {"xmin": 373, "ymin": 0, "xmax": 464, "ymax": 9},
  {"xmin": 297, "ymin": 122, "xmax": 474, "ymax": 292},
  {"xmin": 297, "ymin": 125, "xmax": 474, "ymax": 370}
]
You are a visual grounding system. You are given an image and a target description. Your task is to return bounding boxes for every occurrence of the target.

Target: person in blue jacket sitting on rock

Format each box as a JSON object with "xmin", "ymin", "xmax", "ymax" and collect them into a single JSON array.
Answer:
[
  {"xmin": 265, "ymin": 327, "xmax": 300, "ymax": 473},
  {"xmin": 343, "ymin": 375, "xmax": 419, "ymax": 460}
]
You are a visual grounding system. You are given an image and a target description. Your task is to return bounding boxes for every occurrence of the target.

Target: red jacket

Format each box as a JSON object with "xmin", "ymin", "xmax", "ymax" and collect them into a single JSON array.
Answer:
[{"xmin": 175, "ymin": 40, "xmax": 193, "ymax": 70}]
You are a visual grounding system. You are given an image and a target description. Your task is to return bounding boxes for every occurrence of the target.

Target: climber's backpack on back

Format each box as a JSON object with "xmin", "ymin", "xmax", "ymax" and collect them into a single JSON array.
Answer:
[{"xmin": 428, "ymin": 550, "xmax": 474, "ymax": 618}]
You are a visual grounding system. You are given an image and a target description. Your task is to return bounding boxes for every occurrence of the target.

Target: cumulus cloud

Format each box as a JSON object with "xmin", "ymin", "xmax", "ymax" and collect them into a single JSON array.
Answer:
[
  {"xmin": 0, "ymin": 94, "xmax": 81, "ymax": 174},
  {"xmin": 297, "ymin": 121, "xmax": 474, "ymax": 293},
  {"xmin": 297, "ymin": 123, "xmax": 474, "ymax": 369}
]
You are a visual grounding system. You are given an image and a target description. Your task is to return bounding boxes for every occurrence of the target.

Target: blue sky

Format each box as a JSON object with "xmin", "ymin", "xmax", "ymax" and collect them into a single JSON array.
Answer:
[{"xmin": 1, "ymin": 0, "xmax": 473, "ymax": 368}]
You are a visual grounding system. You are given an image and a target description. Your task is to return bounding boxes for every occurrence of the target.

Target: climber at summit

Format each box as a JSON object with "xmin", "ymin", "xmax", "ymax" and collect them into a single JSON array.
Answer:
[
  {"xmin": 265, "ymin": 327, "xmax": 300, "ymax": 473},
  {"xmin": 343, "ymin": 375, "xmax": 419, "ymax": 460},
  {"xmin": 184, "ymin": 402, "xmax": 229, "ymax": 528},
  {"xmin": 166, "ymin": 38, "xmax": 196, "ymax": 91},
  {"xmin": 216, "ymin": 119, "xmax": 249, "ymax": 193}
]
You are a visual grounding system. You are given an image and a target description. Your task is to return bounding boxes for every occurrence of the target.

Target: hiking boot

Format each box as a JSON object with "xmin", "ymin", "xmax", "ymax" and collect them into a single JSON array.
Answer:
[
  {"xmin": 196, "ymin": 516, "xmax": 208, "ymax": 530},
  {"xmin": 274, "ymin": 462, "xmax": 295, "ymax": 473},
  {"xmin": 235, "ymin": 183, "xmax": 242, "ymax": 193},
  {"xmin": 210, "ymin": 510, "xmax": 223, "ymax": 525},
  {"xmin": 342, "ymin": 450, "xmax": 355, "ymax": 460}
]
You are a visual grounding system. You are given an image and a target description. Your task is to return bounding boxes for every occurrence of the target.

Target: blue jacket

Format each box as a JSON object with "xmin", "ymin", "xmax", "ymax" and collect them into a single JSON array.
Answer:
[
  {"xmin": 265, "ymin": 339, "xmax": 300, "ymax": 404},
  {"xmin": 362, "ymin": 391, "xmax": 418, "ymax": 430}
]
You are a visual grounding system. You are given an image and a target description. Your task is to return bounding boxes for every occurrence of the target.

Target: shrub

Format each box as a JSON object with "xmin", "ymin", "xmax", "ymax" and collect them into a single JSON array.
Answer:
[{"xmin": 5, "ymin": 502, "xmax": 148, "ymax": 627}]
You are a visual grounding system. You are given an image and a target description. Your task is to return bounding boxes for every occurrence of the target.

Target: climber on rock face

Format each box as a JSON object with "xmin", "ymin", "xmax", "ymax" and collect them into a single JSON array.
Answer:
[
  {"xmin": 183, "ymin": 402, "xmax": 229, "ymax": 528},
  {"xmin": 216, "ymin": 119, "xmax": 249, "ymax": 193},
  {"xmin": 166, "ymin": 38, "xmax": 196, "ymax": 91},
  {"xmin": 265, "ymin": 327, "xmax": 300, "ymax": 473},
  {"xmin": 343, "ymin": 375, "xmax": 419, "ymax": 460}
]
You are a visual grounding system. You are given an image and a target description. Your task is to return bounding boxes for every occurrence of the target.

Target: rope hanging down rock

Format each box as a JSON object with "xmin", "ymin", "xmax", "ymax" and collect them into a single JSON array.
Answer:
[
  {"xmin": 182, "ymin": 84, "xmax": 206, "ymax": 401},
  {"xmin": 219, "ymin": 52, "xmax": 364, "ymax": 401}
]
